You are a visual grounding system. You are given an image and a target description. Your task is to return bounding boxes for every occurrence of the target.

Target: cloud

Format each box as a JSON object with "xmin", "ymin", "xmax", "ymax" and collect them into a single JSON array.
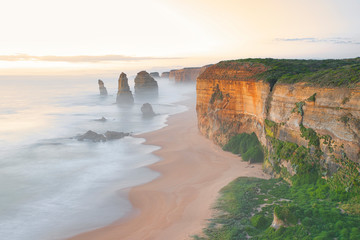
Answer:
[
  {"xmin": 275, "ymin": 37, "xmax": 360, "ymax": 45},
  {"xmin": 0, "ymin": 54, "xmax": 181, "ymax": 63}
]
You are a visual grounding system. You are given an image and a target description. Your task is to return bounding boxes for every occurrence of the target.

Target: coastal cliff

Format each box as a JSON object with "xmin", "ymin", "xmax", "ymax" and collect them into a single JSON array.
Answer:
[
  {"xmin": 169, "ymin": 65, "xmax": 209, "ymax": 82},
  {"xmin": 197, "ymin": 59, "xmax": 360, "ymax": 177}
]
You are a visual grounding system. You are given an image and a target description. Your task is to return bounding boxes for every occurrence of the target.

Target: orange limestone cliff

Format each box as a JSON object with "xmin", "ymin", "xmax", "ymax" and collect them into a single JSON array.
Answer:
[
  {"xmin": 169, "ymin": 65, "xmax": 210, "ymax": 83},
  {"xmin": 196, "ymin": 59, "xmax": 360, "ymax": 170}
]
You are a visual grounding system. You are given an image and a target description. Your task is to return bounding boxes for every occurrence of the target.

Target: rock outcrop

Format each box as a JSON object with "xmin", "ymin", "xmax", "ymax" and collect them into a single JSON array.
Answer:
[
  {"xmin": 116, "ymin": 72, "xmax": 134, "ymax": 104},
  {"xmin": 197, "ymin": 59, "xmax": 360, "ymax": 174},
  {"xmin": 76, "ymin": 130, "xmax": 129, "ymax": 142},
  {"xmin": 104, "ymin": 131, "xmax": 130, "ymax": 140},
  {"xmin": 141, "ymin": 103, "xmax": 156, "ymax": 117},
  {"xmin": 134, "ymin": 71, "xmax": 158, "ymax": 96},
  {"xmin": 169, "ymin": 65, "xmax": 210, "ymax": 83},
  {"xmin": 94, "ymin": 117, "xmax": 107, "ymax": 122},
  {"xmin": 161, "ymin": 72, "xmax": 170, "ymax": 79},
  {"xmin": 150, "ymin": 72, "xmax": 160, "ymax": 78},
  {"xmin": 76, "ymin": 130, "xmax": 106, "ymax": 142},
  {"xmin": 98, "ymin": 79, "xmax": 108, "ymax": 96}
]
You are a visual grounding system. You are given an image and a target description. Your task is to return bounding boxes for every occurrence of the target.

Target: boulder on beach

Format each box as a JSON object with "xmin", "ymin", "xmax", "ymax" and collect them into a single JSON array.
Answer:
[
  {"xmin": 116, "ymin": 72, "xmax": 134, "ymax": 104},
  {"xmin": 134, "ymin": 71, "xmax": 158, "ymax": 97},
  {"xmin": 141, "ymin": 103, "xmax": 156, "ymax": 117},
  {"xmin": 98, "ymin": 79, "xmax": 108, "ymax": 96}
]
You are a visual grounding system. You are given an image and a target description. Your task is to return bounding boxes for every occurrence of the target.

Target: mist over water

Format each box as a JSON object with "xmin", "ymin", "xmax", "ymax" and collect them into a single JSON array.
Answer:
[{"xmin": 0, "ymin": 75, "xmax": 195, "ymax": 240}]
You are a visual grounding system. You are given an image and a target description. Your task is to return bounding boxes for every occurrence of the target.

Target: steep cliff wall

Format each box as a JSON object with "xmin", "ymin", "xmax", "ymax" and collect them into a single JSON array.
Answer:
[{"xmin": 197, "ymin": 59, "xmax": 360, "ymax": 170}]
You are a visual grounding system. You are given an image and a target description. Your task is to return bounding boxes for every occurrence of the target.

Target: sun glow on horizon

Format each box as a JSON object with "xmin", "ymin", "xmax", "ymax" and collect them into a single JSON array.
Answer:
[{"xmin": 1, "ymin": 0, "xmax": 360, "ymax": 75}]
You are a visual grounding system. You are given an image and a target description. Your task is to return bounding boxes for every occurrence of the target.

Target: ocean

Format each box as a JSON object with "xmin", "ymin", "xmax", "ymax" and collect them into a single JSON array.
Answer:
[{"xmin": 0, "ymin": 75, "xmax": 194, "ymax": 240}]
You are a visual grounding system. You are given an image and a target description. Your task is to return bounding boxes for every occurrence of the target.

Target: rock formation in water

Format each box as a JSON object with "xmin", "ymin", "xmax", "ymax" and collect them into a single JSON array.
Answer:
[
  {"xmin": 197, "ymin": 58, "xmax": 360, "ymax": 180},
  {"xmin": 150, "ymin": 72, "xmax": 160, "ymax": 78},
  {"xmin": 98, "ymin": 79, "xmax": 108, "ymax": 96},
  {"xmin": 104, "ymin": 131, "xmax": 130, "ymax": 140},
  {"xmin": 94, "ymin": 117, "xmax": 107, "ymax": 122},
  {"xmin": 116, "ymin": 72, "xmax": 134, "ymax": 104},
  {"xmin": 161, "ymin": 72, "xmax": 170, "ymax": 79},
  {"xmin": 169, "ymin": 65, "xmax": 211, "ymax": 83},
  {"xmin": 141, "ymin": 103, "xmax": 156, "ymax": 117},
  {"xmin": 134, "ymin": 71, "xmax": 158, "ymax": 96},
  {"xmin": 76, "ymin": 130, "xmax": 106, "ymax": 142},
  {"xmin": 76, "ymin": 130, "xmax": 130, "ymax": 142}
]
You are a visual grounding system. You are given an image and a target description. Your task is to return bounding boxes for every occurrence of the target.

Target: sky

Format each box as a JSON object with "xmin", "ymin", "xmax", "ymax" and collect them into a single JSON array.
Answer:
[{"xmin": 0, "ymin": 0, "xmax": 359, "ymax": 76}]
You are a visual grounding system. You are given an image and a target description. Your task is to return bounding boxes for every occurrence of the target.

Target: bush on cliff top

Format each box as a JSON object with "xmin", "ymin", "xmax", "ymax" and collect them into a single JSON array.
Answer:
[
  {"xmin": 218, "ymin": 58, "xmax": 360, "ymax": 87},
  {"xmin": 223, "ymin": 133, "xmax": 264, "ymax": 163}
]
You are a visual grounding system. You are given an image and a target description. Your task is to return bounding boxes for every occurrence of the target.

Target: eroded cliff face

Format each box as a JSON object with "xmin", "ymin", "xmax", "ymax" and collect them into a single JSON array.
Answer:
[
  {"xmin": 196, "ymin": 62, "xmax": 360, "ymax": 167},
  {"xmin": 197, "ymin": 62, "xmax": 270, "ymax": 145},
  {"xmin": 169, "ymin": 66, "xmax": 209, "ymax": 83}
]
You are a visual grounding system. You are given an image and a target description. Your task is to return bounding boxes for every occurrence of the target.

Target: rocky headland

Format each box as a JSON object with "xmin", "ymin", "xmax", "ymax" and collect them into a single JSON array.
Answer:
[
  {"xmin": 169, "ymin": 65, "xmax": 210, "ymax": 83},
  {"xmin": 195, "ymin": 58, "xmax": 360, "ymax": 239},
  {"xmin": 161, "ymin": 72, "xmax": 170, "ymax": 79},
  {"xmin": 197, "ymin": 58, "xmax": 360, "ymax": 181},
  {"xmin": 116, "ymin": 72, "xmax": 134, "ymax": 104}
]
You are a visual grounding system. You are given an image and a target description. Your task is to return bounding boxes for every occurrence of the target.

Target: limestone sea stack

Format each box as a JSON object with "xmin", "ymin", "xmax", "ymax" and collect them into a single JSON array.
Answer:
[
  {"xmin": 98, "ymin": 79, "xmax": 108, "ymax": 96},
  {"xmin": 149, "ymin": 72, "xmax": 160, "ymax": 78},
  {"xmin": 161, "ymin": 72, "xmax": 170, "ymax": 79},
  {"xmin": 134, "ymin": 71, "xmax": 158, "ymax": 97},
  {"xmin": 141, "ymin": 103, "xmax": 156, "ymax": 117},
  {"xmin": 116, "ymin": 72, "xmax": 134, "ymax": 104}
]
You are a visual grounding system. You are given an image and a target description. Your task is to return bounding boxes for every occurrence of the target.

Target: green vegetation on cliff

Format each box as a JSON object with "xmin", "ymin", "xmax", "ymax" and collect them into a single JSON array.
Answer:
[
  {"xmin": 222, "ymin": 133, "xmax": 264, "ymax": 163},
  {"xmin": 217, "ymin": 58, "xmax": 360, "ymax": 87},
  {"xmin": 194, "ymin": 177, "xmax": 360, "ymax": 240}
]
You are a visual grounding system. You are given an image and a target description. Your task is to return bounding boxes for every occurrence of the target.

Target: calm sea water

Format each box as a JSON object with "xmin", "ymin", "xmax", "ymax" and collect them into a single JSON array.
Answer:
[{"xmin": 0, "ymin": 75, "xmax": 194, "ymax": 240}]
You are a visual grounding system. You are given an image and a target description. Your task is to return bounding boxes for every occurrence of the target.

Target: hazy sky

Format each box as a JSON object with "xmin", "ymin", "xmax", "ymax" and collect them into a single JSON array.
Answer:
[{"xmin": 1, "ymin": 0, "xmax": 359, "ymax": 75}]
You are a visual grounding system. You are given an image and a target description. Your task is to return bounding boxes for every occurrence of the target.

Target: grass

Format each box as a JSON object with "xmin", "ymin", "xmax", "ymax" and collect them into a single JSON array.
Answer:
[
  {"xmin": 194, "ymin": 177, "xmax": 360, "ymax": 240},
  {"xmin": 222, "ymin": 133, "xmax": 264, "ymax": 163},
  {"xmin": 215, "ymin": 58, "xmax": 360, "ymax": 87}
]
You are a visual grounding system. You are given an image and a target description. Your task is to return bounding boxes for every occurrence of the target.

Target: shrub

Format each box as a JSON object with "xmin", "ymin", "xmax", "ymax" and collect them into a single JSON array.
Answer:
[
  {"xmin": 223, "ymin": 133, "xmax": 264, "ymax": 163},
  {"xmin": 251, "ymin": 215, "xmax": 269, "ymax": 229}
]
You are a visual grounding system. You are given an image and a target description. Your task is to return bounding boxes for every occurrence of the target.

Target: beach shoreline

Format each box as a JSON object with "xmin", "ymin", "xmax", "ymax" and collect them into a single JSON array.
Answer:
[{"xmin": 69, "ymin": 95, "xmax": 269, "ymax": 240}]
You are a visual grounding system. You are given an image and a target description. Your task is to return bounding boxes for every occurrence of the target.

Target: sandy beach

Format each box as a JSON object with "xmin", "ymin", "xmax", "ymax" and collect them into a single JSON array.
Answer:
[{"xmin": 69, "ymin": 96, "xmax": 269, "ymax": 240}]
